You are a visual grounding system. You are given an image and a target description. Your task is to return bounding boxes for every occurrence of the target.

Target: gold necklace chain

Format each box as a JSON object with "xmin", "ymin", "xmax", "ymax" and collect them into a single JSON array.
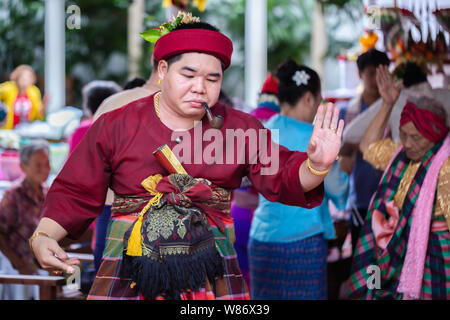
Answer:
[{"xmin": 154, "ymin": 91, "xmax": 161, "ymax": 119}]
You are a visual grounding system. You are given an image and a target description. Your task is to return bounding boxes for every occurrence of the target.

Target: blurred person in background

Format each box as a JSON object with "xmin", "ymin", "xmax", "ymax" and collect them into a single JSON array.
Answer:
[
  {"xmin": 248, "ymin": 60, "xmax": 339, "ymax": 300},
  {"xmin": 230, "ymin": 72, "xmax": 281, "ymax": 290},
  {"xmin": 339, "ymin": 49, "xmax": 391, "ymax": 252},
  {"xmin": 0, "ymin": 139, "xmax": 50, "ymax": 275},
  {"xmin": 343, "ymin": 62, "xmax": 450, "ymax": 146},
  {"xmin": 0, "ymin": 102, "xmax": 8, "ymax": 128},
  {"xmin": 123, "ymin": 77, "xmax": 146, "ymax": 90},
  {"xmin": 68, "ymin": 80, "xmax": 121, "ymax": 154},
  {"xmin": 0, "ymin": 65, "xmax": 47, "ymax": 129},
  {"xmin": 93, "ymin": 56, "xmax": 160, "ymax": 121}
]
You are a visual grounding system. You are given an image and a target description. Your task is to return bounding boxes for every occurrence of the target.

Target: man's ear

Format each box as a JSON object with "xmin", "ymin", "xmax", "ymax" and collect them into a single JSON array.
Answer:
[
  {"xmin": 157, "ymin": 60, "xmax": 168, "ymax": 81},
  {"xmin": 19, "ymin": 162, "xmax": 26, "ymax": 173}
]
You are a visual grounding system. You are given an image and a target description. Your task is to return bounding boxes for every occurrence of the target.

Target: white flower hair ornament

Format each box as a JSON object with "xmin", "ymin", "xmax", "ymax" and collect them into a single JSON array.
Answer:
[{"xmin": 292, "ymin": 70, "xmax": 310, "ymax": 86}]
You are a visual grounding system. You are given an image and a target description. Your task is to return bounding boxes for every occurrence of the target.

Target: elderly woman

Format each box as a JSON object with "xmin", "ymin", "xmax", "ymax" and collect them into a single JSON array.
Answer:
[
  {"xmin": 29, "ymin": 14, "xmax": 343, "ymax": 300},
  {"xmin": 349, "ymin": 65, "xmax": 449, "ymax": 300},
  {"xmin": 0, "ymin": 65, "xmax": 46, "ymax": 129},
  {"xmin": 0, "ymin": 140, "xmax": 50, "ymax": 275}
]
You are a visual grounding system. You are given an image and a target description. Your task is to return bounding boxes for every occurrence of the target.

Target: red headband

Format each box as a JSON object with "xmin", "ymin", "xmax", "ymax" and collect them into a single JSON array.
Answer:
[
  {"xmin": 153, "ymin": 29, "xmax": 233, "ymax": 69},
  {"xmin": 400, "ymin": 101, "xmax": 449, "ymax": 143}
]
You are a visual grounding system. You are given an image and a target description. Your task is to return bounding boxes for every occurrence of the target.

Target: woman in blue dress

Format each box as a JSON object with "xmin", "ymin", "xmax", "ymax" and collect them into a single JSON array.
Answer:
[{"xmin": 248, "ymin": 60, "xmax": 339, "ymax": 299}]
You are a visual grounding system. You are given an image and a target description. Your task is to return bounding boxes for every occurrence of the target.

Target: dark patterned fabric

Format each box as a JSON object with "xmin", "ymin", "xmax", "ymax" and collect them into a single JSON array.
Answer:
[
  {"xmin": 122, "ymin": 174, "xmax": 224, "ymax": 300},
  {"xmin": 421, "ymin": 215, "xmax": 450, "ymax": 299},
  {"xmin": 0, "ymin": 178, "xmax": 47, "ymax": 269},
  {"xmin": 248, "ymin": 234, "xmax": 328, "ymax": 299},
  {"xmin": 88, "ymin": 183, "xmax": 250, "ymax": 300}
]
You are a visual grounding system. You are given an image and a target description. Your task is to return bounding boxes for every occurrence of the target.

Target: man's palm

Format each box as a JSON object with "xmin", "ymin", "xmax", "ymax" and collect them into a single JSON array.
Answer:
[{"xmin": 307, "ymin": 103, "xmax": 344, "ymax": 170}]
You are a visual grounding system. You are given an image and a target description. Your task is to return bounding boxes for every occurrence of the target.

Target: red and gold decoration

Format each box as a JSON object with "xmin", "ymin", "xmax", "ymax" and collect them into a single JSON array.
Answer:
[
  {"xmin": 365, "ymin": 5, "xmax": 450, "ymax": 75},
  {"xmin": 359, "ymin": 29, "xmax": 379, "ymax": 53},
  {"xmin": 162, "ymin": 0, "xmax": 208, "ymax": 12}
]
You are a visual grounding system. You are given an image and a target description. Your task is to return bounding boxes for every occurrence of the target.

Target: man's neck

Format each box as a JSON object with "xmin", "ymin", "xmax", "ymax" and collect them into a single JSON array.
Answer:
[
  {"xmin": 361, "ymin": 90, "xmax": 380, "ymax": 106},
  {"xmin": 158, "ymin": 96, "xmax": 204, "ymax": 131}
]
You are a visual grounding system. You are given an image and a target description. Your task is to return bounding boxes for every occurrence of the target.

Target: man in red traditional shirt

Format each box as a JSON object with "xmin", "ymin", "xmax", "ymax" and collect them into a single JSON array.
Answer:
[{"xmin": 30, "ymin": 14, "xmax": 344, "ymax": 300}]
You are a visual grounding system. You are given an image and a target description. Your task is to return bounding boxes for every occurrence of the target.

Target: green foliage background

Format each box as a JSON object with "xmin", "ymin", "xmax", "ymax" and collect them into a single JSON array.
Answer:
[{"xmin": 0, "ymin": 0, "xmax": 362, "ymax": 108}]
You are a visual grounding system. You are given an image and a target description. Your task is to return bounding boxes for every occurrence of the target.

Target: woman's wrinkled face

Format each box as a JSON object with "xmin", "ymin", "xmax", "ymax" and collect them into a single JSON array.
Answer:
[
  {"xmin": 399, "ymin": 122, "xmax": 435, "ymax": 162},
  {"xmin": 21, "ymin": 150, "xmax": 51, "ymax": 186},
  {"xmin": 158, "ymin": 52, "xmax": 223, "ymax": 119}
]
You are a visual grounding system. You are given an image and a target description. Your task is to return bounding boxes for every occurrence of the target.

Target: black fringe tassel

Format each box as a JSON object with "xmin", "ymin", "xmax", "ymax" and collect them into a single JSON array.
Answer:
[{"xmin": 121, "ymin": 247, "xmax": 224, "ymax": 300}]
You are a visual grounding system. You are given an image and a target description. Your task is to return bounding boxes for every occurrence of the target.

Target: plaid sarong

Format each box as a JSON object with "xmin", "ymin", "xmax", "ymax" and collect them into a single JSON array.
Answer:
[
  {"xmin": 421, "ymin": 214, "xmax": 450, "ymax": 299},
  {"xmin": 349, "ymin": 141, "xmax": 446, "ymax": 299},
  {"xmin": 87, "ymin": 195, "xmax": 249, "ymax": 300}
]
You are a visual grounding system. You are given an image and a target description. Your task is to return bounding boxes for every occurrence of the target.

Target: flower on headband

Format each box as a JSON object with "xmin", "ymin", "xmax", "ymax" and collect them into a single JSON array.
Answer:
[
  {"xmin": 292, "ymin": 70, "xmax": 310, "ymax": 86},
  {"xmin": 140, "ymin": 12, "xmax": 200, "ymax": 44}
]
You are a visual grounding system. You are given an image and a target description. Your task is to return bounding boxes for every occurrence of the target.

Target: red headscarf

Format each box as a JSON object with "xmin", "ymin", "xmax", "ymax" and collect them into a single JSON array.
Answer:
[
  {"xmin": 400, "ymin": 101, "xmax": 449, "ymax": 143},
  {"xmin": 153, "ymin": 29, "xmax": 233, "ymax": 69},
  {"xmin": 260, "ymin": 73, "xmax": 279, "ymax": 94}
]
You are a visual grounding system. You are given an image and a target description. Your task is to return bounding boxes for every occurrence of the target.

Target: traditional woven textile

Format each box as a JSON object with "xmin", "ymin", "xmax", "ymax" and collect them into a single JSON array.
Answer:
[
  {"xmin": 121, "ymin": 174, "xmax": 225, "ymax": 300},
  {"xmin": 421, "ymin": 215, "xmax": 450, "ymax": 299},
  {"xmin": 349, "ymin": 141, "xmax": 444, "ymax": 299},
  {"xmin": 87, "ymin": 180, "xmax": 249, "ymax": 300},
  {"xmin": 248, "ymin": 234, "xmax": 328, "ymax": 300}
]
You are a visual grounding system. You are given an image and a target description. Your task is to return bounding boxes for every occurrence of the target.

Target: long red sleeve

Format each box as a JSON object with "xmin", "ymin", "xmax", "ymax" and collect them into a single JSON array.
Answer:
[
  {"xmin": 243, "ymin": 115, "xmax": 324, "ymax": 208},
  {"xmin": 41, "ymin": 115, "xmax": 112, "ymax": 239}
]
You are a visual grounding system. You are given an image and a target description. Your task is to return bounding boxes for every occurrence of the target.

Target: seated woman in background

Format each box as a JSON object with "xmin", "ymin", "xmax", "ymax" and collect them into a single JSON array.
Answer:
[
  {"xmin": 0, "ymin": 65, "xmax": 46, "ymax": 129},
  {"xmin": 0, "ymin": 139, "xmax": 50, "ymax": 274},
  {"xmin": 248, "ymin": 60, "xmax": 338, "ymax": 300}
]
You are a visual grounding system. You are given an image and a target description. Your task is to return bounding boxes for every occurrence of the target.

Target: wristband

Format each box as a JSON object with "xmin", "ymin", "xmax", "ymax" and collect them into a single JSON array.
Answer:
[
  {"xmin": 306, "ymin": 158, "xmax": 331, "ymax": 176},
  {"xmin": 29, "ymin": 232, "xmax": 51, "ymax": 251}
]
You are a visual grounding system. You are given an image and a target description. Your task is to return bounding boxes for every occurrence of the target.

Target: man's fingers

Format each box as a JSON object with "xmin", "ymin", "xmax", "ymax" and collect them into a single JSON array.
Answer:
[
  {"xmin": 66, "ymin": 257, "xmax": 81, "ymax": 266},
  {"xmin": 48, "ymin": 240, "xmax": 69, "ymax": 261},
  {"xmin": 42, "ymin": 254, "xmax": 76, "ymax": 274},
  {"xmin": 313, "ymin": 104, "xmax": 324, "ymax": 130},
  {"xmin": 330, "ymin": 104, "xmax": 340, "ymax": 131},
  {"xmin": 337, "ymin": 119, "xmax": 345, "ymax": 138},
  {"xmin": 37, "ymin": 238, "xmax": 79, "ymax": 274}
]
